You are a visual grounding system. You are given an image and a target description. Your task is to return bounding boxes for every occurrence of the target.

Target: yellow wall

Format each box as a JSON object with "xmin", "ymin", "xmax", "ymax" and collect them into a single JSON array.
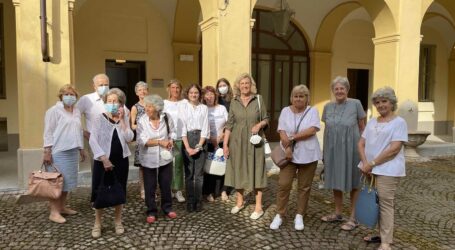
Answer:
[
  {"xmin": 0, "ymin": 0, "xmax": 18, "ymax": 134},
  {"xmin": 332, "ymin": 19, "xmax": 374, "ymax": 113},
  {"xmin": 73, "ymin": 0, "xmax": 174, "ymax": 98},
  {"xmin": 420, "ymin": 26, "xmax": 449, "ymax": 119}
]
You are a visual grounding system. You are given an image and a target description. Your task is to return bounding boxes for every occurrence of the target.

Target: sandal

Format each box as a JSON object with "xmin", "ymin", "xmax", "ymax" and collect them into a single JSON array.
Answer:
[
  {"xmin": 341, "ymin": 219, "xmax": 359, "ymax": 231},
  {"xmin": 321, "ymin": 214, "xmax": 343, "ymax": 222},
  {"xmin": 114, "ymin": 223, "xmax": 125, "ymax": 235},
  {"xmin": 363, "ymin": 235, "xmax": 381, "ymax": 243}
]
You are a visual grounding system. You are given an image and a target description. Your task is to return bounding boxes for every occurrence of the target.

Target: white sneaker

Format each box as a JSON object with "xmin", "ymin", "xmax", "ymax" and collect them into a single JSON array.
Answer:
[
  {"xmin": 269, "ymin": 214, "xmax": 282, "ymax": 230},
  {"xmin": 175, "ymin": 191, "xmax": 186, "ymax": 203},
  {"xmin": 294, "ymin": 214, "xmax": 304, "ymax": 231}
]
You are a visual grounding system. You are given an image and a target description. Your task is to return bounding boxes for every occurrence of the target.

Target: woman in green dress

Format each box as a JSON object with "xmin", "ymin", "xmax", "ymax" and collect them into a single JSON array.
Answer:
[{"xmin": 223, "ymin": 73, "xmax": 269, "ymax": 220}]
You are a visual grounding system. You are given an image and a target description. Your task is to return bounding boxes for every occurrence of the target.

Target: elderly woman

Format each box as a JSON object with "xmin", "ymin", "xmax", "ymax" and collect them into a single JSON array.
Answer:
[
  {"xmin": 137, "ymin": 94, "xmax": 177, "ymax": 223},
  {"xmin": 358, "ymin": 87, "xmax": 408, "ymax": 250},
  {"xmin": 180, "ymin": 84, "xmax": 209, "ymax": 212},
  {"xmin": 130, "ymin": 81, "xmax": 149, "ymax": 200},
  {"xmin": 163, "ymin": 79, "xmax": 186, "ymax": 203},
  {"xmin": 269, "ymin": 85, "xmax": 321, "ymax": 231},
  {"xmin": 223, "ymin": 73, "xmax": 269, "ymax": 220},
  {"xmin": 89, "ymin": 88, "xmax": 134, "ymax": 238},
  {"xmin": 43, "ymin": 84, "xmax": 85, "ymax": 224},
  {"xmin": 216, "ymin": 78, "xmax": 234, "ymax": 112},
  {"xmin": 202, "ymin": 86, "xmax": 228, "ymax": 202},
  {"xmin": 321, "ymin": 76, "xmax": 366, "ymax": 231}
]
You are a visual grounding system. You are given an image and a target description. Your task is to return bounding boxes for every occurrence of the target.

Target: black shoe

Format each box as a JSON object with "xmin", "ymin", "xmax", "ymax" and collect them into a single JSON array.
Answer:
[
  {"xmin": 195, "ymin": 202, "xmax": 203, "ymax": 212},
  {"xmin": 186, "ymin": 203, "xmax": 195, "ymax": 213}
]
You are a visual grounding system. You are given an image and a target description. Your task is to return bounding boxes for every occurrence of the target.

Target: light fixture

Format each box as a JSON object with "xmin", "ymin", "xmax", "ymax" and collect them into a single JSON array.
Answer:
[{"xmin": 271, "ymin": 0, "xmax": 295, "ymax": 37}]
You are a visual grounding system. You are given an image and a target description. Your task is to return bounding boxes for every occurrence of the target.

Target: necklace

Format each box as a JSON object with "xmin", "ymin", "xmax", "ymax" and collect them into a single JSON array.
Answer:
[{"xmin": 331, "ymin": 101, "xmax": 347, "ymax": 124}]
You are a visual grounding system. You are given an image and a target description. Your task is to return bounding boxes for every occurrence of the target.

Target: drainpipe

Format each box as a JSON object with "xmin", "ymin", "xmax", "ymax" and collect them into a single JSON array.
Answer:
[{"xmin": 40, "ymin": 0, "xmax": 50, "ymax": 62}]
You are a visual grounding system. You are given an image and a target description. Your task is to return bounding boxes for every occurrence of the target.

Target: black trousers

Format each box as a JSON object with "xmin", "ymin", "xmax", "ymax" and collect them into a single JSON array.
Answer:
[
  {"xmin": 143, "ymin": 162, "xmax": 173, "ymax": 216},
  {"xmin": 183, "ymin": 131, "xmax": 206, "ymax": 207}
]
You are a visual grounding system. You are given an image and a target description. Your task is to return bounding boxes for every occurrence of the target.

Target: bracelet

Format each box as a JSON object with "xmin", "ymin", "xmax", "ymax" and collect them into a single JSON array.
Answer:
[
  {"xmin": 369, "ymin": 160, "xmax": 376, "ymax": 167},
  {"xmin": 195, "ymin": 144, "xmax": 203, "ymax": 150}
]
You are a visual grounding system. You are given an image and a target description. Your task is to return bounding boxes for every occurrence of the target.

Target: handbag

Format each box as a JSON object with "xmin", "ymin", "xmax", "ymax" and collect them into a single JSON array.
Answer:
[
  {"xmin": 27, "ymin": 164, "xmax": 63, "ymax": 200},
  {"xmin": 355, "ymin": 175, "xmax": 379, "ymax": 228},
  {"xmin": 93, "ymin": 170, "xmax": 126, "ymax": 209},
  {"xmin": 270, "ymin": 106, "xmax": 311, "ymax": 168},
  {"xmin": 204, "ymin": 151, "xmax": 226, "ymax": 176},
  {"xmin": 256, "ymin": 94, "xmax": 271, "ymax": 155}
]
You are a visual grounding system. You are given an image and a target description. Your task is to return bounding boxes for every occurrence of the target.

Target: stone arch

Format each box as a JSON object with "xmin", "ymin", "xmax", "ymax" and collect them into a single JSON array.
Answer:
[
  {"xmin": 314, "ymin": 0, "xmax": 398, "ymax": 52},
  {"xmin": 174, "ymin": 0, "xmax": 201, "ymax": 43}
]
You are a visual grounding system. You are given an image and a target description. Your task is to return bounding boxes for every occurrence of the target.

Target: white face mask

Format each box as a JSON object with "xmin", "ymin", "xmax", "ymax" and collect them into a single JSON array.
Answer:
[
  {"xmin": 97, "ymin": 86, "xmax": 109, "ymax": 96},
  {"xmin": 218, "ymin": 86, "xmax": 228, "ymax": 95}
]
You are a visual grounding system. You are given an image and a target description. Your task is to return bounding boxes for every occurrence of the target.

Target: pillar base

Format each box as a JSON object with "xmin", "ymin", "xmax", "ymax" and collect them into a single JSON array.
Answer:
[{"xmin": 17, "ymin": 148, "xmax": 43, "ymax": 189}]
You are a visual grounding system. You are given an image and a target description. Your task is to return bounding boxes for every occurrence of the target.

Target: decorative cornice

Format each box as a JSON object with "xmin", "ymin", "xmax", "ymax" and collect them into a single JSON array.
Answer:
[
  {"xmin": 250, "ymin": 18, "xmax": 255, "ymax": 28},
  {"xmin": 372, "ymin": 34, "xmax": 400, "ymax": 45},
  {"xmin": 199, "ymin": 17, "xmax": 219, "ymax": 32},
  {"xmin": 68, "ymin": 0, "xmax": 76, "ymax": 12},
  {"xmin": 12, "ymin": 0, "xmax": 21, "ymax": 7}
]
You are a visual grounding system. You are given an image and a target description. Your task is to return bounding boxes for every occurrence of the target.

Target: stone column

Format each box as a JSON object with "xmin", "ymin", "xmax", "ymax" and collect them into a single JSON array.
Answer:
[
  {"xmin": 309, "ymin": 51, "xmax": 332, "ymax": 113},
  {"xmin": 13, "ymin": 0, "xmax": 72, "ymax": 188},
  {"xmin": 199, "ymin": 0, "xmax": 256, "ymax": 86}
]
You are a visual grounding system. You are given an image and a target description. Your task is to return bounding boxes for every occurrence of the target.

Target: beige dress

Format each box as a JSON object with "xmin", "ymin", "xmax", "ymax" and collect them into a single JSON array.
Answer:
[{"xmin": 224, "ymin": 95, "xmax": 269, "ymax": 190}]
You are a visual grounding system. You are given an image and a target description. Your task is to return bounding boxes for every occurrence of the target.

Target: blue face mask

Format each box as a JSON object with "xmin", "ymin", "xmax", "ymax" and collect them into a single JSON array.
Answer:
[
  {"xmin": 62, "ymin": 95, "xmax": 77, "ymax": 106},
  {"xmin": 104, "ymin": 103, "xmax": 119, "ymax": 114},
  {"xmin": 97, "ymin": 86, "xmax": 109, "ymax": 96}
]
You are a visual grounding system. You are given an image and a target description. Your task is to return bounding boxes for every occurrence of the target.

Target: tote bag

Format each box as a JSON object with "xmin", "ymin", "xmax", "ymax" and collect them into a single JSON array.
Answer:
[{"xmin": 355, "ymin": 175, "xmax": 379, "ymax": 228}]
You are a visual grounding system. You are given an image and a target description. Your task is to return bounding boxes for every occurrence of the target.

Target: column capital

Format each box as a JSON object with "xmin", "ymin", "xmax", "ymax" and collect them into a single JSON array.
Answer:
[
  {"xmin": 199, "ymin": 17, "xmax": 219, "ymax": 32},
  {"xmin": 372, "ymin": 34, "xmax": 400, "ymax": 45},
  {"xmin": 12, "ymin": 0, "xmax": 20, "ymax": 7},
  {"xmin": 68, "ymin": 0, "xmax": 76, "ymax": 11}
]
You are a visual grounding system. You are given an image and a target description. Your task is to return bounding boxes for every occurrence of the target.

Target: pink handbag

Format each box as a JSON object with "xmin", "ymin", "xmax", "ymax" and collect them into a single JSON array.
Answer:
[{"xmin": 27, "ymin": 164, "xmax": 63, "ymax": 200}]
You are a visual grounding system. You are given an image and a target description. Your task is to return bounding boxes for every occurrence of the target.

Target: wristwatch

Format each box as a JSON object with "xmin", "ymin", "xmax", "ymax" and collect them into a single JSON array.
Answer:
[
  {"xmin": 369, "ymin": 160, "xmax": 376, "ymax": 167},
  {"xmin": 289, "ymin": 136, "xmax": 295, "ymax": 142},
  {"xmin": 195, "ymin": 144, "xmax": 203, "ymax": 151}
]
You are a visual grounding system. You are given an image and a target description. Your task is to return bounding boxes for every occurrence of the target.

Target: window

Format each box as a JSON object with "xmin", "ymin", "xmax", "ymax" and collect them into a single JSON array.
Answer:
[
  {"xmin": 418, "ymin": 44, "xmax": 435, "ymax": 102},
  {"xmin": 0, "ymin": 4, "xmax": 5, "ymax": 99}
]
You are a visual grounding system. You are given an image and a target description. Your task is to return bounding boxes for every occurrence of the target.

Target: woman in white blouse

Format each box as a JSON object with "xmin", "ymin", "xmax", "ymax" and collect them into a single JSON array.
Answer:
[
  {"xmin": 358, "ymin": 87, "xmax": 408, "ymax": 250},
  {"xmin": 163, "ymin": 79, "xmax": 186, "ymax": 203},
  {"xmin": 269, "ymin": 85, "xmax": 322, "ymax": 231},
  {"xmin": 137, "ymin": 94, "xmax": 177, "ymax": 223},
  {"xmin": 89, "ymin": 88, "xmax": 134, "ymax": 238},
  {"xmin": 201, "ymin": 86, "xmax": 228, "ymax": 202},
  {"xmin": 180, "ymin": 84, "xmax": 209, "ymax": 212},
  {"xmin": 43, "ymin": 84, "xmax": 85, "ymax": 224}
]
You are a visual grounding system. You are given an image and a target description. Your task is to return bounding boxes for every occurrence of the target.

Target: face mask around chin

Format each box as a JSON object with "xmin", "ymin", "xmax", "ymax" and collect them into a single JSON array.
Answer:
[
  {"xmin": 97, "ymin": 86, "xmax": 109, "ymax": 96},
  {"xmin": 218, "ymin": 86, "xmax": 228, "ymax": 95},
  {"xmin": 62, "ymin": 95, "xmax": 77, "ymax": 106}
]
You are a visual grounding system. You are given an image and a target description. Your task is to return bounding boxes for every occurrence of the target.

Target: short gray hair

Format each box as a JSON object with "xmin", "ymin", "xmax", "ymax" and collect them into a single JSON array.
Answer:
[
  {"xmin": 331, "ymin": 76, "xmax": 350, "ymax": 92},
  {"xmin": 103, "ymin": 88, "xmax": 126, "ymax": 105},
  {"xmin": 135, "ymin": 81, "xmax": 149, "ymax": 93},
  {"xmin": 93, "ymin": 73, "xmax": 109, "ymax": 84},
  {"xmin": 290, "ymin": 84, "xmax": 310, "ymax": 104},
  {"xmin": 144, "ymin": 94, "xmax": 164, "ymax": 112},
  {"xmin": 371, "ymin": 87, "xmax": 398, "ymax": 111}
]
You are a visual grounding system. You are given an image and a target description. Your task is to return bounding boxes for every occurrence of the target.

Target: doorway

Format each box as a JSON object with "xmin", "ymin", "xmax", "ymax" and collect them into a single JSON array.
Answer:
[
  {"xmin": 105, "ymin": 60, "xmax": 146, "ymax": 109},
  {"xmin": 347, "ymin": 69, "xmax": 369, "ymax": 111},
  {"xmin": 251, "ymin": 9, "xmax": 310, "ymax": 141}
]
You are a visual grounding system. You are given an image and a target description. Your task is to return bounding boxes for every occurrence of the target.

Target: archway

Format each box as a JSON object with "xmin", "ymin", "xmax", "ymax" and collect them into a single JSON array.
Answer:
[{"xmin": 251, "ymin": 9, "xmax": 310, "ymax": 141}]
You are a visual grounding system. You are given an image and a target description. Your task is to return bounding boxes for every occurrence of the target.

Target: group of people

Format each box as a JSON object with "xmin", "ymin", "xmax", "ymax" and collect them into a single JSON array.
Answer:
[{"xmin": 42, "ymin": 73, "xmax": 407, "ymax": 250}]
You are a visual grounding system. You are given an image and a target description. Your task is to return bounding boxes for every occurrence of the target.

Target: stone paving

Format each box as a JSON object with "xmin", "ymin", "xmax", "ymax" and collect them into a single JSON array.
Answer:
[{"xmin": 0, "ymin": 157, "xmax": 454, "ymax": 249}]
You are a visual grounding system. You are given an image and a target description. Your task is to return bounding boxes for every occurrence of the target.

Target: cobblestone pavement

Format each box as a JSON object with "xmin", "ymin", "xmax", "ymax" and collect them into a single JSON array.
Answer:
[{"xmin": 1, "ymin": 157, "xmax": 454, "ymax": 249}]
